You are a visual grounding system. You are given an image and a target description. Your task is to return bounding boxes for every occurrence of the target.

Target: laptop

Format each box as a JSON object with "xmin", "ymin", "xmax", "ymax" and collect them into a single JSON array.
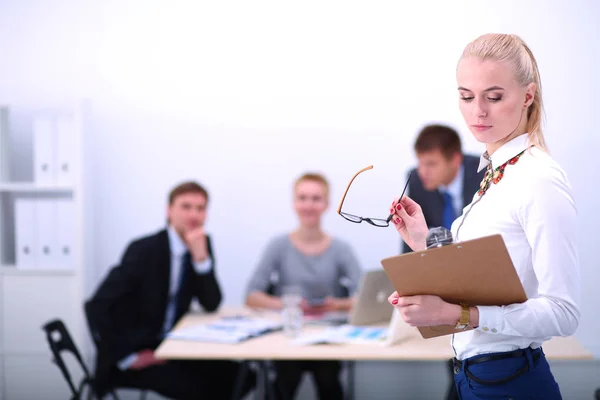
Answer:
[
  {"xmin": 382, "ymin": 307, "xmax": 420, "ymax": 345},
  {"xmin": 348, "ymin": 269, "xmax": 396, "ymax": 326}
]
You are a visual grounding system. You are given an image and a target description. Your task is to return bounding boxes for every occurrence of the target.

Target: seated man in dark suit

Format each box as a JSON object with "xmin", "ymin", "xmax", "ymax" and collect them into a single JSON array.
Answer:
[
  {"xmin": 86, "ymin": 181, "xmax": 252, "ymax": 400},
  {"xmin": 402, "ymin": 125, "xmax": 485, "ymax": 400},
  {"xmin": 402, "ymin": 124, "xmax": 484, "ymax": 253}
]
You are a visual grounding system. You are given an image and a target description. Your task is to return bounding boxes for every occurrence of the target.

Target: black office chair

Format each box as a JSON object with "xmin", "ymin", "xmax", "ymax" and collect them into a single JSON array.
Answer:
[
  {"xmin": 42, "ymin": 319, "xmax": 147, "ymax": 400},
  {"xmin": 83, "ymin": 302, "xmax": 151, "ymax": 400},
  {"xmin": 42, "ymin": 319, "xmax": 101, "ymax": 400}
]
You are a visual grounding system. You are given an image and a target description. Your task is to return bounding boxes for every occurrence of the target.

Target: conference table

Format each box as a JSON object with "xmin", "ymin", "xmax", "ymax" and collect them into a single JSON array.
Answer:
[{"xmin": 155, "ymin": 307, "xmax": 593, "ymax": 399}]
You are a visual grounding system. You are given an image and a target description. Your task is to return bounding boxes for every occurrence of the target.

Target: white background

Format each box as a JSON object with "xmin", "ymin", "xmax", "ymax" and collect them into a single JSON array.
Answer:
[{"xmin": 1, "ymin": 1, "xmax": 599, "ymax": 398}]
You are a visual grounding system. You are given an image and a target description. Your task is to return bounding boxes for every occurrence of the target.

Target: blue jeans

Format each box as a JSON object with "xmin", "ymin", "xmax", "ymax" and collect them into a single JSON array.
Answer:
[{"xmin": 453, "ymin": 347, "xmax": 562, "ymax": 399}]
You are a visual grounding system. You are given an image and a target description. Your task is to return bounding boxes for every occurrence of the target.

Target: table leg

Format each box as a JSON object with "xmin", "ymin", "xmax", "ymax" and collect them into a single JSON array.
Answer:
[
  {"xmin": 254, "ymin": 361, "xmax": 267, "ymax": 400},
  {"xmin": 231, "ymin": 361, "xmax": 250, "ymax": 400},
  {"xmin": 264, "ymin": 361, "xmax": 277, "ymax": 400},
  {"xmin": 257, "ymin": 360, "xmax": 286, "ymax": 400},
  {"xmin": 346, "ymin": 360, "xmax": 355, "ymax": 400},
  {"xmin": 231, "ymin": 359, "xmax": 290, "ymax": 400}
]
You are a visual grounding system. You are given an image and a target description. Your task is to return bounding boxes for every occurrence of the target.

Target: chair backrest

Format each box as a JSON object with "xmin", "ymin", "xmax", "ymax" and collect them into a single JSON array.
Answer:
[
  {"xmin": 42, "ymin": 319, "xmax": 94, "ymax": 400},
  {"xmin": 83, "ymin": 300, "xmax": 102, "ymax": 349}
]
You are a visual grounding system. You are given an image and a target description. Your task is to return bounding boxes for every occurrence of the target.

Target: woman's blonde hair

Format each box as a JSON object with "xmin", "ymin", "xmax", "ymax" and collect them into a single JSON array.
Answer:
[{"xmin": 460, "ymin": 33, "xmax": 547, "ymax": 150}]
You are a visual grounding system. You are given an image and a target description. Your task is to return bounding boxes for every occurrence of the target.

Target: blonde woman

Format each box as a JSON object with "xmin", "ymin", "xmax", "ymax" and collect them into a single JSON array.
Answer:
[
  {"xmin": 388, "ymin": 34, "xmax": 579, "ymax": 399},
  {"xmin": 246, "ymin": 172, "xmax": 362, "ymax": 400}
]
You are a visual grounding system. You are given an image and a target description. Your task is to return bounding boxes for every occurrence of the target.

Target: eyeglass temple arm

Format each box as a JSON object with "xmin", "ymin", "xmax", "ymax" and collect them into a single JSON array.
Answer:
[
  {"xmin": 337, "ymin": 165, "xmax": 374, "ymax": 214},
  {"xmin": 386, "ymin": 171, "xmax": 412, "ymax": 222}
]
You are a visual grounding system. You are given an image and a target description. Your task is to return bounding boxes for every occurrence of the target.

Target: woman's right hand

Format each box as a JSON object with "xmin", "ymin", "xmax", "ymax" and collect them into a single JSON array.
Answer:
[{"xmin": 389, "ymin": 196, "xmax": 429, "ymax": 251}]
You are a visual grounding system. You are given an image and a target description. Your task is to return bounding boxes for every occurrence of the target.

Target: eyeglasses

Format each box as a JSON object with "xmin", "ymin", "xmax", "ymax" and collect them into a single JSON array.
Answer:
[{"xmin": 337, "ymin": 165, "xmax": 411, "ymax": 227}]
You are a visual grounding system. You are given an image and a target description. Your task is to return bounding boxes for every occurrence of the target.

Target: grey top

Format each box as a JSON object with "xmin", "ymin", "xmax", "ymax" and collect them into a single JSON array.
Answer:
[{"xmin": 246, "ymin": 234, "xmax": 363, "ymax": 300}]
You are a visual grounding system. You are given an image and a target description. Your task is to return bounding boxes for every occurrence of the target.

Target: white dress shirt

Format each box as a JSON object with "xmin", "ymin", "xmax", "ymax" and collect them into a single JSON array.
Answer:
[
  {"xmin": 450, "ymin": 134, "xmax": 581, "ymax": 361},
  {"xmin": 117, "ymin": 226, "xmax": 213, "ymax": 370}
]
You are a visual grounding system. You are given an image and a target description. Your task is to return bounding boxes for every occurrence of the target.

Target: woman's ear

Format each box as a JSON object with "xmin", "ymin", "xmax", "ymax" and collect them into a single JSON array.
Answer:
[{"xmin": 524, "ymin": 82, "xmax": 536, "ymax": 108}]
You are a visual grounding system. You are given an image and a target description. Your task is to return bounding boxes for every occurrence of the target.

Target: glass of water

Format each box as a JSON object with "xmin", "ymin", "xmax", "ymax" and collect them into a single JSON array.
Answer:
[{"xmin": 281, "ymin": 285, "xmax": 303, "ymax": 338}]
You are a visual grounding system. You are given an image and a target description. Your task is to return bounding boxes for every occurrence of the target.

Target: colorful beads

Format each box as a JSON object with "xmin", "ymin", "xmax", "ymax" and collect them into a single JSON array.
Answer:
[{"xmin": 477, "ymin": 149, "xmax": 527, "ymax": 196}]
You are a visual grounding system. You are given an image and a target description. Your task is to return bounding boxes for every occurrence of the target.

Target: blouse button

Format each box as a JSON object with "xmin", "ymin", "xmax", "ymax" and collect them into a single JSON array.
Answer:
[{"xmin": 491, "ymin": 328, "xmax": 498, "ymax": 333}]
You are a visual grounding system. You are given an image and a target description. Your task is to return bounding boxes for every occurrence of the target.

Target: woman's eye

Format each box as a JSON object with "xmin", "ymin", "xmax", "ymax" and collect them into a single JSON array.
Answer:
[
  {"xmin": 460, "ymin": 96, "xmax": 474, "ymax": 102},
  {"xmin": 488, "ymin": 97, "xmax": 502, "ymax": 103}
]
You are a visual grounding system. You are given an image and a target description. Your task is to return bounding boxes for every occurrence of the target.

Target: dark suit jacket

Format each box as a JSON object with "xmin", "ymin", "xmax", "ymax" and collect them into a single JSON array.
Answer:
[
  {"xmin": 85, "ymin": 229, "xmax": 222, "ymax": 395},
  {"xmin": 402, "ymin": 154, "xmax": 484, "ymax": 253}
]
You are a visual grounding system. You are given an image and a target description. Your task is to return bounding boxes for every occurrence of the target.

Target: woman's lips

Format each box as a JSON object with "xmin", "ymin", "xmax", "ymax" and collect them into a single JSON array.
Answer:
[{"xmin": 472, "ymin": 125, "xmax": 492, "ymax": 132}]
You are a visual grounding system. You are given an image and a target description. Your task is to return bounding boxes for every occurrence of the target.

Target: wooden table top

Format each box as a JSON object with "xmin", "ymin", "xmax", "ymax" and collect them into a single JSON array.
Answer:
[{"xmin": 155, "ymin": 307, "xmax": 594, "ymax": 361}]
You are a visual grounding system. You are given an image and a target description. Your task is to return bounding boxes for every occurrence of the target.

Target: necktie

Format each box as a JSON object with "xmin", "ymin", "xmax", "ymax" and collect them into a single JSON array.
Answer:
[
  {"xmin": 175, "ymin": 251, "xmax": 193, "ymax": 318},
  {"xmin": 163, "ymin": 251, "xmax": 193, "ymax": 334},
  {"xmin": 442, "ymin": 191, "xmax": 456, "ymax": 230}
]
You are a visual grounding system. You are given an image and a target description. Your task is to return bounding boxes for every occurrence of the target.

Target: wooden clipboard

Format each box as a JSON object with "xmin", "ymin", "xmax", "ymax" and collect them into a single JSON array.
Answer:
[{"xmin": 380, "ymin": 234, "xmax": 527, "ymax": 339}]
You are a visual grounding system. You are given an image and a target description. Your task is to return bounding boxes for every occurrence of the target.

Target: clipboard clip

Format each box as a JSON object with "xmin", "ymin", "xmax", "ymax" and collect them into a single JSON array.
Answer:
[{"xmin": 425, "ymin": 227, "xmax": 453, "ymax": 248}]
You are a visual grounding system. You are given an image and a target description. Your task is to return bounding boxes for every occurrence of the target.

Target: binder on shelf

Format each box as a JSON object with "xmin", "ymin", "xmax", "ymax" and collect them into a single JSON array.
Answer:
[
  {"xmin": 56, "ymin": 198, "xmax": 75, "ymax": 269},
  {"xmin": 14, "ymin": 198, "xmax": 38, "ymax": 269},
  {"xmin": 36, "ymin": 199, "xmax": 58, "ymax": 270},
  {"xmin": 55, "ymin": 115, "xmax": 76, "ymax": 185},
  {"xmin": 14, "ymin": 197, "xmax": 76, "ymax": 270},
  {"xmin": 33, "ymin": 117, "xmax": 56, "ymax": 185},
  {"xmin": 0, "ymin": 107, "xmax": 9, "ymax": 182}
]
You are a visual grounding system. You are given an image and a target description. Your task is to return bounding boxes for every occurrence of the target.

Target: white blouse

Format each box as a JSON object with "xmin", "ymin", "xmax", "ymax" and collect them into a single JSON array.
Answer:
[{"xmin": 451, "ymin": 134, "xmax": 581, "ymax": 361}]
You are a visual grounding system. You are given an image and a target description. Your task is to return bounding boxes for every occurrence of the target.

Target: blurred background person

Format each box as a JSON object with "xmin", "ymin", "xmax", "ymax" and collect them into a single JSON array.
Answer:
[
  {"xmin": 402, "ymin": 124, "xmax": 484, "ymax": 254},
  {"xmin": 245, "ymin": 172, "xmax": 362, "ymax": 400}
]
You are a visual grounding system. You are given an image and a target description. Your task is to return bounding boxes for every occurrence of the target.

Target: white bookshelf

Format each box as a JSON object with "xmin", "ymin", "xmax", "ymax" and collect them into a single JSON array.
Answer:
[
  {"xmin": 0, "ymin": 265, "xmax": 4, "ymax": 400},
  {"xmin": 0, "ymin": 266, "xmax": 76, "ymax": 276},
  {"xmin": 0, "ymin": 102, "xmax": 87, "ymax": 399},
  {"xmin": 0, "ymin": 103, "xmax": 4, "ymax": 399},
  {"xmin": 0, "ymin": 183, "xmax": 74, "ymax": 193}
]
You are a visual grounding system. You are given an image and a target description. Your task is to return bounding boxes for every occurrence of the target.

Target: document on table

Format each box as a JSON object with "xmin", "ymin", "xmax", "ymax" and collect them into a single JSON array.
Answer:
[
  {"xmin": 167, "ymin": 316, "xmax": 282, "ymax": 344},
  {"xmin": 292, "ymin": 325, "xmax": 388, "ymax": 346}
]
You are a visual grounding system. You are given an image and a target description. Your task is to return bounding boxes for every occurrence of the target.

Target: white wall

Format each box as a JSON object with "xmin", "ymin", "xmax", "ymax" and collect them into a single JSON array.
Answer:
[{"xmin": 1, "ymin": 0, "xmax": 599, "ymax": 397}]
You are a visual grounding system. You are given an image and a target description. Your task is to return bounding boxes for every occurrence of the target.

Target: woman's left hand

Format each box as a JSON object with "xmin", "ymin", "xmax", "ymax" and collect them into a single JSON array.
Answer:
[{"xmin": 388, "ymin": 292, "xmax": 459, "ymax": 327}]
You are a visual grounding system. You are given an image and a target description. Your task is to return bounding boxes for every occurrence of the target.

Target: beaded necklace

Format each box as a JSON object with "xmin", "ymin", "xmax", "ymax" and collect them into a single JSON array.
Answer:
[{"xmin": 477, "ymin": 148, "xmax": 528, "ymax": 196}]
